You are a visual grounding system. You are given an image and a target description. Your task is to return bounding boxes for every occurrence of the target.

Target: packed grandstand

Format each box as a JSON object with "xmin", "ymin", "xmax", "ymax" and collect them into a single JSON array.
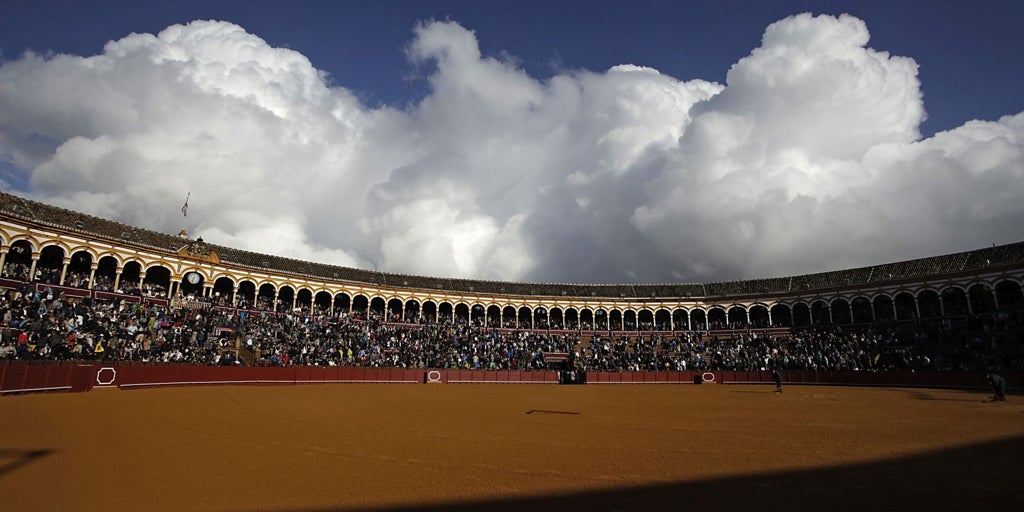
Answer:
[{"xmin": 1, "ymin": 190, "xmax": 1023, "ymax": 375}]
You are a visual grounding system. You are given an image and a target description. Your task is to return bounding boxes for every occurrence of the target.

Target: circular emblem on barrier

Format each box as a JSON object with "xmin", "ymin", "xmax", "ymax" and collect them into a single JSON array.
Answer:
[
  {"xmin": 426, "ymin": 370, "xmax": 441, "ymax": 383},
  {"xmin": 96, "ymin": 367, "xmax": 117, "ymax": 386},
  {"xmin": 701, "ymin": 372, "xmax": 715, "ymax": 383}
]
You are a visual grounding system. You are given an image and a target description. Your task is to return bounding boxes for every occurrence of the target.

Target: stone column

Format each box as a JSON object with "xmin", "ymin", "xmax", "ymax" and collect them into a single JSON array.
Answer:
[
  {"xmin": 28, "ymin": 252, "xmax": 40, "ymax": 281},
  {"xmin": 59, "ymin": 257, "xmax": 70, "ymax": 286}
]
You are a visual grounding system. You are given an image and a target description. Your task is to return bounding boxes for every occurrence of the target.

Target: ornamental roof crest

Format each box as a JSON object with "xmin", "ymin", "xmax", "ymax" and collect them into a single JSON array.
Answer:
[{"xmin": 177, "ymin": 237, "xmax": 220, "ymax": 264}]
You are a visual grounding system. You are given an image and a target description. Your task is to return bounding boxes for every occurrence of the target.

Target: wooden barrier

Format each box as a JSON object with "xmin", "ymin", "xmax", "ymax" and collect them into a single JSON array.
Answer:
[
  {"xmin": 1, "ymin": 364, "xmax": 28, "ymax": 392},
  {"xmin": 0, "ymin": 363, "xmax": 93, "ymax": 394},
  {"xmin": 0, "ymin": 361, "xmax": 1018, "ymax": 395},
  {"xmin": 90, "ymin": 364, "xmax": 425, "ymax": 390},
  {"xmin": 715, "ymin": 369, "xmax": 1001, "ymax": 390},
  {"xmin": 439, "ymin": 369, "xmax": 557, "ymax": 384},
  {"xmin": 586, "ymin": 371, "xmax": 704, "ymax": 384}
]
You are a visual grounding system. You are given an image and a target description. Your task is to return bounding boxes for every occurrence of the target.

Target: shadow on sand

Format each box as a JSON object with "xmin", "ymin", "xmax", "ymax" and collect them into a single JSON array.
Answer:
[
  {"xmin": 275, "ymin": 435, "xmax": 1022, "ymax": 512},
  {"xmin": 892, "ymin": 388, "xmax": 995, "ymax": 403},
  {"xmin": 0, "ymin": 449, "xmax": 53, "ymax": 479}
]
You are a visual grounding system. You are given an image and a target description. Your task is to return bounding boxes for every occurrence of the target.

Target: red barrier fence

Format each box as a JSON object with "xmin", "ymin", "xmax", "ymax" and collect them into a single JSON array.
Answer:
[
  {"xmin": 0, "ymin": 363, "xmax": 94, "ymax": 394},
  {"xmin": 588, "ymin": 371, "xmax": 714, "ymax": 384},
  {"xmin": 105, "ymin": 365, "xmax": 424, "ymax": 389},
  {"xmin": 438, "ymin": 369, "xmax": 559, "ymax": 384},
  {"xmin": 582, "ymin": 370, "xmax": 1021, "ymax": 389},
  {"xmin": 711, "ymin": 370, "xmax": 1019, "ymax": 389},
  {"xmin": 0, "ymin": 362, "xmax": 1019, "ymax": 395}
]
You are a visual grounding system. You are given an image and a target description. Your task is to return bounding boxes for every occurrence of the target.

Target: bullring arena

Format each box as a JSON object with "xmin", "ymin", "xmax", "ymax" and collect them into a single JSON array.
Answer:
[
  {"xmin": 2, "ymin": 383, "xmax": 1023, "ymax": 511},
  {"xmin": 1, "ymin": 191, "xmax": 1023, "ymax": 511}
]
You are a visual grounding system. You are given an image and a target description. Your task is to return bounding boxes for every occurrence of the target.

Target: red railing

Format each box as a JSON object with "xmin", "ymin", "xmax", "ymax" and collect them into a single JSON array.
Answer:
[
  {"xmin": 0, "ymin": 363, "xmax": 95, "ymax": 394},
  {"xmin": 0, "ymin": 362, "xmax": 1016, "ymax": 395}
]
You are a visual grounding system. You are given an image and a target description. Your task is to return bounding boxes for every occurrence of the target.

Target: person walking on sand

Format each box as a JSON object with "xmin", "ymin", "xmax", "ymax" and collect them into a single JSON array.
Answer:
[{"xmin": 770, "ymin": 350, "xmax": 783, "ymax": 393}]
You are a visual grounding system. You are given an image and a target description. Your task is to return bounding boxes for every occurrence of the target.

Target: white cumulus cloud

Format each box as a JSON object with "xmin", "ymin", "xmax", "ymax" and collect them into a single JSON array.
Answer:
[{"xmin": 1, "ymin": 13, "xmax": 1021, "ymax": 284}]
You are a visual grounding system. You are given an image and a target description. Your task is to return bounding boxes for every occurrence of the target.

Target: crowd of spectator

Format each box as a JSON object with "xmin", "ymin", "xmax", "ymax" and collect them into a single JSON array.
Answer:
[
  {"xmin": 1, "ymin": 262, "xmax": 171, "ymax": 298},
  {"xmin": 579, "ymin": 324, "xmax": 1023, "ymax": 373},
  {"xmin": 1, "ymin": 262, "xmax": 32, "ymax": 281},
  {"xmin": 2, "ymin": 285, "xmax": 1022, "ymax": 375}
]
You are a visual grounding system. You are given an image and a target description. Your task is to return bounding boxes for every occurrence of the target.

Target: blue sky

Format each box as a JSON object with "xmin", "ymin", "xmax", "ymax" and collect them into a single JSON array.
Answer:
[
  {"xmin": 4, "ymin": 0, "xmax": 1021, "ymax": 137},
  {"xmin": 1, "ymin": 1, "xmax": 1022, "ymax": 284}
]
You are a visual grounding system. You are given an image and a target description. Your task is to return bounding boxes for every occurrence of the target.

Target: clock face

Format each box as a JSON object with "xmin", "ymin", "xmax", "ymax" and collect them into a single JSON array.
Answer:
[{"xmin": 186, "ymin": 272, "xmax": 201, "ymax": 284}]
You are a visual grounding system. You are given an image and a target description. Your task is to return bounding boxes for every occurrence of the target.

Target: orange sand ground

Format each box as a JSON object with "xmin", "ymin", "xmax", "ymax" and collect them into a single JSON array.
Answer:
[{"xmin": 1, "ymin": 384, "xmax": 1022, "ymax": 511}]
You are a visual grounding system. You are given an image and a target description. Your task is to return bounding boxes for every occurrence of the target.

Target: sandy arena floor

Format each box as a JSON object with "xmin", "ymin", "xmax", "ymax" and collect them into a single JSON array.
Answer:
[{"xmin": 1, "ymin": 383, "xmax": 1021, "ymax": 511}]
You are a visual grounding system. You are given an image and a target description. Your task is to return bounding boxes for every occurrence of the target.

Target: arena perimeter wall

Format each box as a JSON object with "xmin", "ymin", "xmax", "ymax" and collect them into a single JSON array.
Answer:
[{"xmin": 1, "ymin": 363, "xmax": 1018, "ymax": 395}]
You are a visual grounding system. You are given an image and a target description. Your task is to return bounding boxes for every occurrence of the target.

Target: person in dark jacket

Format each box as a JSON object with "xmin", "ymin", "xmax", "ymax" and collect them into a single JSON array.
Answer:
[{"xmin": 987, "ymin": 373, "xmax": 1006, "ymax": 402}]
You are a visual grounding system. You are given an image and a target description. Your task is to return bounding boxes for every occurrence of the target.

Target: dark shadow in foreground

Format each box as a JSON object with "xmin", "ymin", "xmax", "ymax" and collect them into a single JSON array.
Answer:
[
  {"xmin": 0, "ymin": 449, "xmax": 53, "ymax": 479},
  {"xmin": 275, "ymin": 435, "xmax": 1023, "ymax": 512}
]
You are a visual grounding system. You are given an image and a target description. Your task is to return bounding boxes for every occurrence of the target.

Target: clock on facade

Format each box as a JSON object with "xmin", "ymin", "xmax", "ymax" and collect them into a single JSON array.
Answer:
[{"xmin": 186, "ymin": 272, "xmax": 202, "ymax": 284}]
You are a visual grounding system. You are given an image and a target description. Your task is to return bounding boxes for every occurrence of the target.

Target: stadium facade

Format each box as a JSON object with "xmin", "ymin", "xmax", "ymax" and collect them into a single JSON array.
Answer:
[{"xmin": 2, "ymin": 190, "xmax": 1023, "ymax": 332}]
